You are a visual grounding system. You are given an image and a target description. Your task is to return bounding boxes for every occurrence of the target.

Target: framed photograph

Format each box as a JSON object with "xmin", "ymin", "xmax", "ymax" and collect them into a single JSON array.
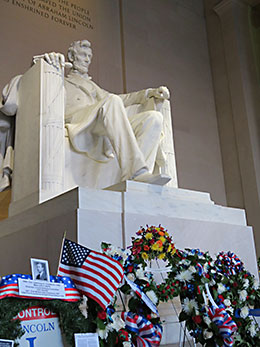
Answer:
[
  {"xmin": 0, "ymin": 339, "xmax": 14, "ymax": 347},
  {"xmin": 30, "ymin": 258, "xmax": 50, "ymax": 282}
]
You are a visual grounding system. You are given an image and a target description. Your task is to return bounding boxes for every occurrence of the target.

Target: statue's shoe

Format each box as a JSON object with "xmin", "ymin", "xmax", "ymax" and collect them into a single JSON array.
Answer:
[{"xmin": 133, "ymin": 172, "xmax": 171, "ymax": 185}]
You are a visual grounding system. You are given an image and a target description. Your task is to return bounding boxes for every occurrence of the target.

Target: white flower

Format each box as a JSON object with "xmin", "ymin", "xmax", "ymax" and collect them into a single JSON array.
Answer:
[
  {"xmin": 203, "ymin": 316, "xmax": 212, "ymax": 326},
  {"xmin": 127, "ymin": 273, "xmax": 135, "ymax": 282},
  {"xmin": 253, "ymin": 279, "xmax": 259, "ymax": 290},
  {"xmin": 224, "ymin": 299, "xmax": 231, "ymax": 307},
  {"xmin": 110, "ymin": 312, "xmax": 125, "ymax": 331},
  {"xmin": 176, "ymin": 270, "xmax": 193, "ymax": 282},
  {"xmin": 203, "ymin": 329, "xmax": 213, "ymax": 339},
  {"xmin": 136, "ymin": 267, "xmax": 147, "ymax": 280},
  {"xmin": 182, "ymin": 298, "xmax": 198, "ymax": 314},
  {"xmin": 243, "ymin": 279, "xmax": 249, "ymax": 289},
  {"xmin": 239, "ymin": 289, "xmax": 247, "ymax": 302},
  {"xmin": 217, "ymin": 283, "xmax": 227, "ymax": 294},
  {"xmin": 248, "ymin": 323, "xmax": 257, "ymax": 337},
  {"xmin": 146, "ymin": 290, "xmax": 158, "ymax": 305},
  {"xmin": 179, "ymin": 259, "xmax": 191, "ymax": 266},
  {"xmin": 209, "ymin": 279, "xmax": 216, "ymax": 286},
  {"xmin": 97, "ymin": 328, "xmax": 108, "ymax": 340},
  {"xmin": 240, "ymin": 306, "xmax": 249, "ymax": 319},
  {"xmin": 226, "ymin": 306, "xmax": 234, "ymax": 315},
  {"xmin": 123, "ymin": 342, "xmax": 132, "ymax": 347},
  {"xmin": 188, "ymin": 266, "xmax": 197, "ymax": 273},
  {"xmin": 79, "ymin": 295, "xmax": 88, "ymax": 318}
]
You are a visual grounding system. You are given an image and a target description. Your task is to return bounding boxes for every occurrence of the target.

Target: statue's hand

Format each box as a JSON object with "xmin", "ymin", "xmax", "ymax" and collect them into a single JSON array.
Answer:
[
  {"xmin": 33, "ymin": 53, "xmax": 72, "ymax": 69},
  {"xmin": 44, "ymin": 52, "xmax": 65, "ymax": 68},
  {"xmin": 147, "ymin": 86, "xmax": 170, "ymax": 100}
]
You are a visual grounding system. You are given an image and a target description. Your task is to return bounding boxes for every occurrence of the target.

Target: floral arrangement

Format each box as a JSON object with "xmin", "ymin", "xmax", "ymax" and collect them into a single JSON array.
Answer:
[
  {"xmin": 177, "ymin": 250, "xmax": 260, "ymax": 346},
  {"xmin": 101, "ymin": 227, "xmax": 260, "ymax": 347},
  {"xmin": 1, "ymin": 225, "xmax": 260, "ymax": 347}
]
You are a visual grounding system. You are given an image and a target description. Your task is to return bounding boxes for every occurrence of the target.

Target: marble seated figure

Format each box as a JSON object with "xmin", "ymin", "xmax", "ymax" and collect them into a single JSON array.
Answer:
[{"xmin": 0, "ymin": 40, "xmax": 177, "ymax": 207}]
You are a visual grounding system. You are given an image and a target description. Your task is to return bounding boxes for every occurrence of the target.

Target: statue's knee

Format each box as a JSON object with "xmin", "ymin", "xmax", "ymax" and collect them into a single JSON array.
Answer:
[{"xmin": 107, "ymin": 94, "xmax": 123, "ymax": 106}]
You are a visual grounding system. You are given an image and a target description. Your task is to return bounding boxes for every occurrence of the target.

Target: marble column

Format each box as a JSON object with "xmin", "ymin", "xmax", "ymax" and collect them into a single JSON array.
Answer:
[{"xmin": 205, "ymin": 0, "xmax": 260, "ymax": 253}]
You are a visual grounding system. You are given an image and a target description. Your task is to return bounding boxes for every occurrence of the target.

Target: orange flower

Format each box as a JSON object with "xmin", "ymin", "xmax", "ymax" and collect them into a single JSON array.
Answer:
[
  {"xmin": 156, "ymin": 240, "xmax": 163, "ymax": 248},
  {"xmin": 143, "ymin": 245, "xmax": 150, "ymax": 251},
  {"xmin": 158, "ymin": 231, "xmax": 165, "ymax": 236}
]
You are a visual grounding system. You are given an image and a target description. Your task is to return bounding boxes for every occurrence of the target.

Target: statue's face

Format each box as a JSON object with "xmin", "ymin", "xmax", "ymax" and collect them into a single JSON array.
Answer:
[{"xmin": 73, "ymin": 46, "xmax": 93, "ymax": 75}]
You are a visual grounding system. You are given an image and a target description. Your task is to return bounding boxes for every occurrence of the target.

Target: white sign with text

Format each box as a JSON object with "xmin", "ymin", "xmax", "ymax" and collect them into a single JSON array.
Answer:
[
  {"xmin": 75, "ymin": 333, "xmax": 100, "ymax": 347},
  {"xmin": 18, "ymin": 278, "xmax": 65, "ymax": 299},
  {"xmin": 15, "ymin": 306, "xmax": 63, "ymax": 347}
]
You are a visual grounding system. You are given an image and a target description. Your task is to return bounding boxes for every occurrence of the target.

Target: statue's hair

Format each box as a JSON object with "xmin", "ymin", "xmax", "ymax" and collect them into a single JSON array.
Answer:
[{"xmin": 67, "ymin": 40, "xmax": 92, "ymax": 62}]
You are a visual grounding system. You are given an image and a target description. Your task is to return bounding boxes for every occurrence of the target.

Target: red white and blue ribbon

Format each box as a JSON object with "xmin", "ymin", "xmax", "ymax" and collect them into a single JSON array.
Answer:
[
  {"xmin": 215, "ymin": 251, "xmax": 244, "ymax": 276},
  {"xmin": 204, "ymin": 284, "xmax": 237, "ymax": 347},
  {"xmin": 121, "ymin": 312, "xmax": 162, "ymax": 347},
  {"xmin": 0, "ymin": 274, "xmax": 81, "ymax": 302},
  {"xmin": 124, "ymin": 276, "xmax": 159, "ymax": 315},
  {"xmin": 208, "ymin": 306, "xmax": 237, "ymax": 346}
]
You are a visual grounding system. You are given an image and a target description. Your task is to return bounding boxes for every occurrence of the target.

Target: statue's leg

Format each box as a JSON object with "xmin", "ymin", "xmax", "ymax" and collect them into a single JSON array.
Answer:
[
  {"xmin": 97, "ymin": 95, "xmax": 148, "ymax": 181},
  {"xmin": 128, "ymin": 110, "xmax": 163, "ymax": 173}
]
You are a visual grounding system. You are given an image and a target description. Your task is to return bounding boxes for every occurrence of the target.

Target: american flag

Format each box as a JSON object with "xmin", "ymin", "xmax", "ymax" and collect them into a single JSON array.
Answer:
[
  {"xmin": 0, "ymin": 274, "xmax": 81, "ymax": 302},
  {"xmin": 58, "ymin": 239, "xmax": 124, "ymax": 310}
]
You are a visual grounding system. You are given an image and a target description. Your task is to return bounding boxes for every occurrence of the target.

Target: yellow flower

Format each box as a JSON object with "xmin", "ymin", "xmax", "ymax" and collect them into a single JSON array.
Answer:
[
  {"xmin": 171, "ymin": 248, "xmax": 176, "ymax": 255},
  {"xmin": 165, "ymin": 232, "xmax": 169, "ymax": 236},
  {"xmin": 158, "ymin": 253, "xmax": 166, "ymax": 260},
  {"xmin": 142, "ymin": 252, "xmax": 148, "ymax": 260},
  {"xmin": 167, "ymin": 244, "xmax": 171, "ymax": 252},
  {"xmin": 145, "ymin": 232, "xmax": 153, "ymax": 240},
  {"xmin": 151, "ymin": 243, "xmax": 159, "ymax": 251},
  {"xmin": 159, "ymin": 236, "xmax": 166, "ymax": 244},
  {"xmin": 158, "ymin": 246, "xmax": 163, "ymax": 252}
]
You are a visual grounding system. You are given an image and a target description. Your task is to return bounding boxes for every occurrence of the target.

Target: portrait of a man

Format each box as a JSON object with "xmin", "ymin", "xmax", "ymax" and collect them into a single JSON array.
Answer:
[{"xmin": 31, "ymin": 258, "xmax": 50, "ymax": 281}]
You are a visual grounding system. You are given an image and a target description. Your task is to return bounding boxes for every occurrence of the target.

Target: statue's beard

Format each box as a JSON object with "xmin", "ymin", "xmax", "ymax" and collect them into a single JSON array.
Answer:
[{"xmin": 72, "ymin": 61, "xmax": 90, "ymax": 75}]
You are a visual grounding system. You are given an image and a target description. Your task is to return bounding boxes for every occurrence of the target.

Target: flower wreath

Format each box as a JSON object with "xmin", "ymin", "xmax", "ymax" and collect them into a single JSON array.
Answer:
[
  {"xmin": 0, "ymin": 298, "xmax": 92, "ymax": 346},
  {"xmin": 113, "ymin": 225, "xmax": 181, "ymax": 306}
]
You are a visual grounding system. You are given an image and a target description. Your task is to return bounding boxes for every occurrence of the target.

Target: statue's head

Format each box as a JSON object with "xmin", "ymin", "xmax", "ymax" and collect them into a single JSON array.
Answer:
[{"xmin": 68, "ymin": 40, "xmax": 93, "ymax": 75}]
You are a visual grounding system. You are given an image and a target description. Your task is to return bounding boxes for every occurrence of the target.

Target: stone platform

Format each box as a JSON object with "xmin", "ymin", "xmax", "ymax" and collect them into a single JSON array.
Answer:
[{"xmin": 0, "ymin": 182, "xmax": 258, "ymax": 345}]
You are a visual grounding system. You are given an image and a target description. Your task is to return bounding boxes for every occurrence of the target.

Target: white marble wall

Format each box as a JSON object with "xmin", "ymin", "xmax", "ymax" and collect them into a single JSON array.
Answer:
[{"xmin": 121, "ymin": 0, "xmax": 227, "ymax": 206}]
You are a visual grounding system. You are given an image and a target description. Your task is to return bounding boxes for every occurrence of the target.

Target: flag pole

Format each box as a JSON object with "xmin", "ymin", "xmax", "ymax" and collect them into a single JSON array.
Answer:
[{"xmin": 56, "ymin": 231, "xmax": 67, "ymax": 276}]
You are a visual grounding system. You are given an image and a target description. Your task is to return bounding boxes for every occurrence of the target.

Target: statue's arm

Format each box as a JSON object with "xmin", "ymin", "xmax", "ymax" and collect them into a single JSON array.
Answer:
[
  {"xmin": 119, "ymin": 86, "xmax": 170, "ymax": 107},
  {"xmin": 0, "ymin": 75, "xmax": 22, "ymax": 116}
]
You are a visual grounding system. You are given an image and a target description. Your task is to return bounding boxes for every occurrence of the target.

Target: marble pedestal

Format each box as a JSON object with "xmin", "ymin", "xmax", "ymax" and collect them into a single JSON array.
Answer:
[{"xmin": 0, "ymin": 182, "xmax": 258, "ymax": 345}]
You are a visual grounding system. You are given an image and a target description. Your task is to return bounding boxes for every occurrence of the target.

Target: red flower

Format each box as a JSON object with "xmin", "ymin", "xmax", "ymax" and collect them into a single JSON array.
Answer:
[
  {"xmin": 237, "ymin": 321, "xmax": 242, "ymax": 327},
  {"xmin": 192, "ymin": 315, "xmax": 202, "ymax": 324},
  {"xmin": 132, "ymin": 246, "xmax": 142, "ymax": 255},
  {"xmin": 205, "ymin": 274, "xmax": 210, "ymax": 279},
  {"xmin": 244, "ymin": 274, "xmax": 249, "ymax": 278},
  {"xmin": 128, "ymin": 265, "xmax": 134, "ymax": 272},
  {"xmin": 146, "ymin": 283, "xmax": 150, "ymax": 287},
  {"xmin": 218, "ymin": 295, "xmax": 224, "ymax": 302},
  {"xmin": 233, "ymin": 282, "xmax": 238, "ymax": 288},
  {"xmin": 232, "ymin": 300, "xmax": 237, "ymax": 305},
  {"xmin": 119, "ymin": 329, "xmax": 129, "ymax": 341},
  {"xmin": 197, "ymin": 286, "xmax": 201, "ymax": 294},
  {"xmin": 143, "ymin": 245, "xmax": 150, "ymax": 251},
  {"xmin": 147, "ymin": 314, "xmax": 152, "ymax": 320},
  {"xmin": 97, "ymin": 310, "xmax": 107, "ymax": 320},
  {"xmin": 166, "ymin": 285, "xmax": 170, "ymax": 290}
]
